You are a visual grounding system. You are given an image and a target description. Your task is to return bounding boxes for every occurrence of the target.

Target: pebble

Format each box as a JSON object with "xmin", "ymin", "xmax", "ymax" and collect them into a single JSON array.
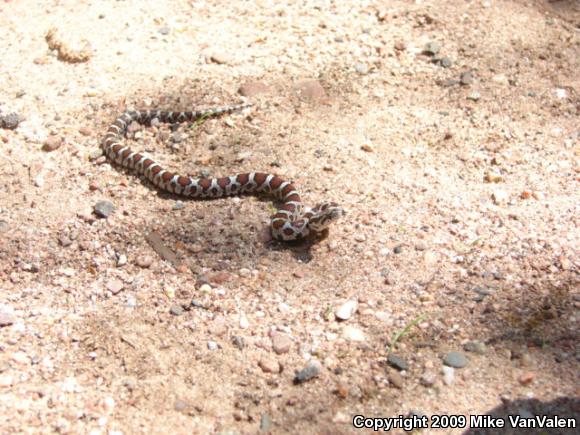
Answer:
[
  {"xmin": 333, "ymin": 412, "xmax": 350, "ymax": 423},
  {"xmin": 439, "ymin": 78, "xmax": 459, "ymax": 87},
  {"xmin": 459, "ymin": 72, "xmax": 473, "ymax": 87},
  {"xmin": 136, "ymin": 255, "xmax": 153, "ymax": 268},
  {"xmin": 239, "ymin": 315, "xmax": 249, "ymax": 329},
  {"xmin": 209, "ymin": 317, "xmax": 227, "ymax": 336},
  {"xmin": 442, "ymin": 366, "xmax": 455, "ymax": 385},
  {"xmin": 238, "ymin": 80, "xmax": 269, "ymax": 97},
  {"xmin": 116, "ymin": 254, "xmax": 127, "ymax": 266},
  {"xmin": 105, "ymin": 279, "xmax": 124, "ymax": 295},
  {"xmin": 439, "ymin": 57, "xmax": 452, "ymax": 68},
  {"xmin": 293, "ymin": 360, "xmax": 321, "ymax": 384},
  {"xmin": 158, "ymin": 26, "xmax": 170, "ymax": 35},
  {"xmin": 125, "ymin": 295, "xmax": 137, "ymax": 308},
  {"xmin": 335, "ymin": 300, "xmax": 358, "ymax": 321},
  {"xmin": 170, "ymin": 305, "xmax": 184, "ymax": 316},
  {"xmin": 492, "ymin": 74, "xmax": 509, "ymax": 85},
  {"xmin": 258, "ymin": 358, "xmax": 280, "ymax": 374},
  {"xmin": 88, "ymin": 149, "xmax": 103, "ymax": 160},
  {"xmin": 42, "ymin": 135, "xmax": 63, "ymax": 151},
  {"xmin": 393, "ymin": 245, "xmax": 403, "ymax": 254},
  {"xmin": 375, "ymin": 312, "xmax": 393, "ymax": 325},
  {"xmin": 491, "ymin": 190, "xmax": 509, "ymax": 205},
  {"xmin": 207, "ymin": 341, "xmax": 218, "ymax": 351},
  {"xmin": 463, "ymin": 341, "xmax": 486, "ymax": 354},
  {"xmin": 209, "ymin": 52, "xmax": 232, "ymax": 65},
  {"xmin": 174, "ymin": 399, "xmax": 189, "ymax": 412},
  {"xmin": 354, "ymin": 63, "xmax": 369, "ymax": 74},
  {"xmin": 172, "ymin": 201, "xmax": 185, "ymax": 211},
  {"xmin": 12, "ymin": 351, "xmax": 30, "ymax": 365},
  {"xmin": 394, "ymin": 41, "xmax": 407, "ymax": 51},
  {"xmin": 443, "ymin": 351, "xmax": 468, "ymax": 368},
  {"xmin": 0, "ymin": 113, "xmax": 20, "ymax": 130},
  {"xmin": 484, "ymin": 169, "xmax": 503, "ymax": 183},
  {"xmin": 518, "ymin": 372, "xmax": 535, "ymax": 385},
  {"xmin": 423, "ymin": 41, "xmax": 441, "ymax": 56},
  {"xmin": 94, "ymin": 200, "xmax": 115, "ymax": 218},
  {"xmin": 387, "ymin": 353, "xmax": 408, "ymax": 371},
  {"xmin": 0, "ymin": 375, "xmax": 14, "ymax": 387},
  {"xmin": 232, "ymin": 336, "xmax": 245, "ymax": 350},
  {"xmin": 361, "ymin": 142, "xmax": 374, "ymax": 152},
  {"xmin": 294, "ymin": 80, "xmax": 326, "ymax": 101},
  {"xmin": 467, "ymin": 91, "xmax": 481, "ymax": 101},
  {"xmin": 342, "ymin": 325, "xmax": 366, "ymax": 342},
  {"xmin": 272, "ymin": 332, "xmax": 292, "ymax": 354},
  {"xmin": 420, "ymin": 371, "xmax": 436, "ymax": 387},
  {"xmin": 354, "ymin": 233, "xmax": 366, "ymax": 242},
  {"xmin": 555, "ymin": 88, "xmax": 567, "ymax": 99},
  {"xmin": 260, "ymin": 414, "xmax": 272, "ymax": 432},
  {"xmin": 414, "ymin": 242, "xmax": 427, "ymax": 251},
  {"xmin": 238, "ymin": 268, "xmax": 251, "ymax": 278},
  {"xmin": 0, "ymin": 310, "xmax": 15, "ymax": 327},
  {"xmin": 388, "ymin": 371, "xmax": 404, "ymax": 389}
]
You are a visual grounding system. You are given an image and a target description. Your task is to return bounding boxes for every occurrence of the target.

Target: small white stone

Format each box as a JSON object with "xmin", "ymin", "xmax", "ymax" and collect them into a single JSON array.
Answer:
[
  {"xmin": 239, "ymin": 315, "xmax": 249, "ymax": 329},
  {"xmin": 0, "ymin": 374, "xmax": 14, "ymax": 387},
  {"xmin": 335, "ymin": 300, "xmax": 358, "ymax": 321},
  {"xmin": 380, "ymin": 248, "xmax": 391, "ymax": 256},
  {"xmin": 492, "ymin": 189, "xmax": 509, "ymax": 204},
  {"xmin": 116, "ymin": 254, "xmax": 127, "ymax": 267},
  {"xmin": 342, "ymin": 325, "xmax": 366, "ymax": 342},
  {"xmin": 11, "ymin": 351, "xmax": 30, "ymax": 365},
  {"xmin": 555, "ymin": 88, "xmax": 567, "ymax": 99},
  {"xmin": 207, "ymin": 341, "xmax": 218, "ymax": 351},
  {"xmin": 199, "ymin": 283, "xmax": 212, "ymax": 292},
  {"xmin": 442, "ymin": 366, "xmax": 455, "ymax": 385},
  {"xmin": 333, "ymin": 411, "xmax": 350, "ymax": 423}
]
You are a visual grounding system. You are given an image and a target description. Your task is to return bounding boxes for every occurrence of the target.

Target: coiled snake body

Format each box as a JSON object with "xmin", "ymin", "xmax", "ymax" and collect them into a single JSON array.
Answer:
[{"xmin": 102, "ymin": 103, "xmax": 343, "ymax": 241}]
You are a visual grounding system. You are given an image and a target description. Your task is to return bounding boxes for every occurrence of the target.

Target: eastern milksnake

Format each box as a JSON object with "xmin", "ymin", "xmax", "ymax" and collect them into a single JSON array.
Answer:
[{"xmin": 101, "ymin": 103, "xmax": 343, "ymax": 241}]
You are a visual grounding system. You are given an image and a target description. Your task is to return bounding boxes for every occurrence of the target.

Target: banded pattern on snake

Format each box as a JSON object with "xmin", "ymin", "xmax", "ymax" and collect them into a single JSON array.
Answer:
[{"xmin": 101, "ymin": 103, "xmax": 343, "ymax": 241}]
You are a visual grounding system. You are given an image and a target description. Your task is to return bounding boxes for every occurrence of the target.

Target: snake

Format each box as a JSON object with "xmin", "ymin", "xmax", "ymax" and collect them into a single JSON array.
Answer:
[{"xmin": 101, "ymin": 103, "xmax": 344, "ymax": 241}]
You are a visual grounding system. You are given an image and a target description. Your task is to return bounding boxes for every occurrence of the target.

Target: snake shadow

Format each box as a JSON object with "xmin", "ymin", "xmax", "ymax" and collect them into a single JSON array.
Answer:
[
  {"xmin": 153, "ymin": 189, "xmax": 330, "ymax": 264},
  {"xmin": 462, "ymin": 396, "xmax": 579, "ymax": 435}
]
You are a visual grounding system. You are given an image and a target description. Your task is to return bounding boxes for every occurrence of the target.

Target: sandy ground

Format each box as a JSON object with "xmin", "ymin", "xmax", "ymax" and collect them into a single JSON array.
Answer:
[{"xmin": 0, "ymin": 0, "xmax": 578, "ymax": 434}]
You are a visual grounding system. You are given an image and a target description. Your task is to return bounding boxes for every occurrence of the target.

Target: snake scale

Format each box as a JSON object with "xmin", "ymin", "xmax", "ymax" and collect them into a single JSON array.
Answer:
[{"xmin": 101, "ymin": 103, "xmax": 343, "ymax": 241}]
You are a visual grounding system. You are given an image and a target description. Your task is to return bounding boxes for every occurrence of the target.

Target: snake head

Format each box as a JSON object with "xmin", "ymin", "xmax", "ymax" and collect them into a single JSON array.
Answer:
[{"xmin": 308, "ymin": 202, "xmax": 345, "ymax": 233}]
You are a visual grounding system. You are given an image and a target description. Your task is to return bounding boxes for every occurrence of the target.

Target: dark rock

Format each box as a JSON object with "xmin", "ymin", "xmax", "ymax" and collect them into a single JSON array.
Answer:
[
  {"xmin": 443, "ymin": 351, "xmax": 468, "ymax": 368},
  {"xmin": 293, "ymin": 360, "xmax": 321, "ymax": 384},
  {"xmin": 0, "ymin": 113, "xmax": 20, "ymax": 130},
  {"xmin": 460, "ymin": 71, "xmax": 474, "ymax": 86},
  {"xmin": 94, "ymin": 200, "xmax": 115, "ymax": 218},
  {"xmin": 464, "ymin": 341, "xmax": 486, "ymax": 354},
  {"xmin": 439, "ymin": 57, "xmax": 452, "ymax": 68},
  {"xmin": 387, "ymin": 353, "xmax": 408, "ymax": 371}
]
